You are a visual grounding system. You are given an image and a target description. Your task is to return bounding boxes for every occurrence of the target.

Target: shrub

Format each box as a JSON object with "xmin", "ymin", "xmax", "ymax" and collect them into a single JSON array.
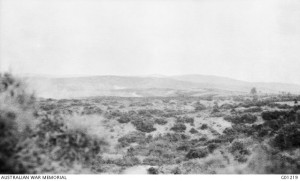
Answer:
[
  {"xmin": 272, "ymin": 123, "xmax": 300, "ymax": 150},
  {"xmin": 81, "ymin": 106, "xmax": 102, "ymax": 115},
  {"xmin": 243, "ymin": 107, "xmax": 262, "ymax": 113},
  {"xmin": 210, "ymin": 112, "xmax": 225, "ymax": 117},
  {"xmin": 155, "ymin": 118, "xmax": 168, "ymax": 125},
  {"xmin": 170, "ymin": 123, "xmax": 187, "ymax": 133},
  {"xmin": 0, "ymin": 74, "xmax": 39, "ymax": 174},
  {"xmin": 147, "ymin": 167, "xmax": 159, "ymax": 174},
  {"xmin": 246, "ymin": 145, "xmax": 300, "ymax": 174},
  {"xmin": 200, "ymin": 124, "xmax": 208, "ymax": 130},
  {"xmin": 211, "ymin": 107, "xmax": 220, "ymax": 114},
  {"xmin": 189, "ymin": 128, "xmax": 199, "ymax": 134},
  {"xmin": 186, "ymin": 148, "xmax": 209, "ymax": 159},
  {"xmin": 171, "ymin": 167, "xmax": 182, "ymax": 174},
  {"xmin": 176, "ymin": 116, "xmax": 194, "ymax": 126},
  {"xmin": 176, "ymin": 145, "xmax": 190, "ymax": 152},
  {"xmin": 120, "ymin": 156, "xmax": 141, "ymax": 166},
  {"xmin": 261, "ymin": 111, "xmax": 289, "ymax": 121},
  {"xmin": 224, "ymin": 114, "xmax": 257, "ymax": 124},
  {"xmin": 231, "ymin": 124, "xmax": 255, "ymax": 136},
  {"xmin": 229, "ymin": 140, "xmax": 250, "ymax": 162},
  {"xmin": 117, "ymin": 115, "xmax": 131, "ymax": 123},
  {"xmin": 37, "ymin": 117, "xmax": 107, "ymax": 167},
  {"xmin": 240, "ymin": 114, "xmax": 257, "ymax": 123},
  {"xmin": 194, "ymin": 102, "xmax": 206, "ymax": 111},
  {"xmin": 118, "ymin": 131, "xmax": 146, "ymax": 147},
  {"xmin": 131, "ymin": 119, "xmax": 156, "ymax": 133},
  {"xmin": 105, "ymin": 110, "xmax": 122, "ymax": 119},
  {"xmin": 207, "ymin": 143, "xmax": 218, "ymax": 153},
  {"xmin": 143, "ymin": 157, "xmax": 161, "ymax": 166}
]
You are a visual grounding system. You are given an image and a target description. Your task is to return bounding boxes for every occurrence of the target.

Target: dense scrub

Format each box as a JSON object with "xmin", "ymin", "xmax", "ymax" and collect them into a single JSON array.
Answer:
[
  {"xmin": 224, "ymin": 113, "xmax": 257, "ymax": 124},
  {"xmin": 2, "ymin": 73, "xmax": 300, "ymax": 174},
  {"xmin": 0, "ymin": 74, "xmax": 108, "ymax": 174}
]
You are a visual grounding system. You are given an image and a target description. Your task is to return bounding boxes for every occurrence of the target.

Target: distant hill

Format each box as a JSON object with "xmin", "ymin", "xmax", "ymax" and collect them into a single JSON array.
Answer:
[
  {"xmin": 170, "ymin": 74, "xmax": 300, "ymax": 94},
  {"xmin": 24, "ymin": 74, "xmax": 300, "ymax": 99}
]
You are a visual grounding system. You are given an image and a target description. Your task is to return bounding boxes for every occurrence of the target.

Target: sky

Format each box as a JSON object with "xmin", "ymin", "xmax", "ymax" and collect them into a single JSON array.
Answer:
[{"xmin": 0, "ymin": 0, "xmax": 300, "ymax": 84}]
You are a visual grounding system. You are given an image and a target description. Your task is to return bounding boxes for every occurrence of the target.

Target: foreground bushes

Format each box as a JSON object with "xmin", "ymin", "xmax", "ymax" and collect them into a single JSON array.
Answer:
[
  {"xmin": 229, "ymin": 140, "xmax": 250, "ymax": 162},
  {"xmin": 0, "ymin": 74, "xmax": 109, "ymax": 174},
  {"xmin": 272, "ymin": 123, "xmax": 300, "ymax": 150},
  {"xmin": 0, "ymin": 74, "xmax": 38, "ymax": 173},
  {"xmin": 37, "ymin": 116, "xmax": 108, "ymax": 167}
]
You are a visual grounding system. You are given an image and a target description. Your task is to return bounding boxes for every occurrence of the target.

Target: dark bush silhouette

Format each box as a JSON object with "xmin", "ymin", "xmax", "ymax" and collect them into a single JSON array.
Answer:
[
  {"xmin": 117, "ymin": 115, "xmax": 131, "ymax": 123},
  {"xmin": 261, "ymin": 111, "xmax": 289, "ymax": 121},
  {"xmin": 147, "ymin": 167, "xmax": 159, "ymax": 174},
  {"xmin": 155, "ymin": 118, "xmax": 168, "ymax": 125},
  {"xmin": 131, "ymin": 119, "xmax": 156, "ymax": 133},
  {"xmin": 272, "ymin": 124, "xmax": 300, "ymax": 150},
  {"xmin": 186, "ymin": 148, "xmax": 209, "ymax": 159},
  {"xmin": 176, "ymin": 116, "xmax": 194, "ymax": 126},
  {"xmin": 207, "ymin": 143, "xmax": 218, "ymax": 153},
  {"xmin": 242, "ymin": 107, "xmax": 262, "ymax": 113},
  {"xmin": 224, "ymin": 114, "xmax": 257, "ymax": 124},
  {"xmin": 200, "ymin": 124, "xmax": 208, "ymax": 130},
  {"xmin": 171, "ymin": 123, "xmax": 187, "ymax": 133},
  {"xmin": 189, "ymin": 128, "xmax": 199, "ymax": 134}
]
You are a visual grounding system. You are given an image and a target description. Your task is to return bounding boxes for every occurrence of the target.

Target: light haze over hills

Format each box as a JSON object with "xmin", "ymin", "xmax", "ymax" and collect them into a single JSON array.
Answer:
[{"xmin": 25, "ymin": 74, "xmax": 300, "ymax": 99}]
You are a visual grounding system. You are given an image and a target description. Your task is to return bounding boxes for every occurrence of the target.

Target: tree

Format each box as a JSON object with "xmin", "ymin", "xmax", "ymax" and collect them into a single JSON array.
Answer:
[{"xmin": 250, "ymin": 87, "xmax": 257, "ymax": 95}]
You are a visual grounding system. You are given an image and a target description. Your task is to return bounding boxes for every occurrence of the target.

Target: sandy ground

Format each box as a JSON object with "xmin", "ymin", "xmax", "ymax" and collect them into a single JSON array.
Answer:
[{"xmin": 121, "ymin": 165, "xmax": 153, "ymax": 174}]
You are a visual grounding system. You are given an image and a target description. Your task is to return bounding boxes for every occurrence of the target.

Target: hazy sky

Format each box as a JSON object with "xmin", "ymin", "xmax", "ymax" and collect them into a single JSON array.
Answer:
[{"xmin": 1, "ymin": 0, "xmax": 300, "ymax": 84}]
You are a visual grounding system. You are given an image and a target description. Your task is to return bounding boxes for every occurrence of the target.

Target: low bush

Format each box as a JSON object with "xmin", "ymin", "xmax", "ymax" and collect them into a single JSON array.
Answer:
[
  {"xmin": 131, "ymin": 119, "xmax": 156, "ymax": 133},
  {"xmin": 176, "ymin": 145, "xmax": 190, "ymax": 152},
  {"xmin": 200, "ymin": 124, "xmax": 208, "ymax": 130},
  {"xmin": 0, "ymin": 74, "xmax": 41, "ymax": 174},
  {"xmin": 118, "ymin": 131, "xmax": 146, "ymax": 147},
  {"xmin": 272, "ymin": 123, "xmax": 300, "ymax": 150},
  {"xmin": 224, "ymin": 114, "xmax": 257, "ymax": 124},
  {"xmin": 176, "ymin": 116, "xmax": 194, "ymax": 126},
  {"xmin": 261, "ymin": 111, "xmax": 289, "ymax": 121},
  {"xmin": 207, "ymin": 143, "xmax": 218, "ymax": 153},
  {"xmin": 186, "ymin": 148, "xmax": 209, "ymax": 159},
  {"xmin": 81, "ymin": 106, "xmax": 102, "ymax": 115},
  {"xmin": 117, "ymin": 114, "xmax": 131, "ymax": 123},
  {"xmin": 170, "ymin": 123, "xmax": 187, "ymax": 133},
  {"xmin": 143, "ymin": 157, "xmax": 161, "ymax": 166},
  {"xmin": 194, "ymin": 102, "xmax": 206, "ymax": 111},
  {"xmin": 155, "ymin": 118, "xmax": 168, "ymax": 125},
  {"xmin": 189, "ymin": 128, "xmax": 199, "ymax": 134},
  {"xmin": 229, "ymin": 140, "xmax": 250, "ymax": 162},
  {"xmin": 171, "ymin": 167, "xmax": 182, "ymax": 174},
  {"xmin": 242, "ymin": 107, "xmax": 262, "ymax": 113},
  {"xmin": 37, "ymin": 117, "xmax": 107, "ymax": 167},
  {"xmin": 147, "ymin": 167, "xmax": 158, "ymax": 174}
]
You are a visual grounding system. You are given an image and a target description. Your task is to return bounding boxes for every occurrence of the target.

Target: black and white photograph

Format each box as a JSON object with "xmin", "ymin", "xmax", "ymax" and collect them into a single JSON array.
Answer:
[{"xmin": 0, "ymin": 0, "xmax": 300, "ymax": 177}]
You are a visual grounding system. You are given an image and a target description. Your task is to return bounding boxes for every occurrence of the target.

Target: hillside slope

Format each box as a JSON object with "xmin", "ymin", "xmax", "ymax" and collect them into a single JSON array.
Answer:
[{"xmin": 24, "ymin": 75, "xmax": 300, "ymax": 98}]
